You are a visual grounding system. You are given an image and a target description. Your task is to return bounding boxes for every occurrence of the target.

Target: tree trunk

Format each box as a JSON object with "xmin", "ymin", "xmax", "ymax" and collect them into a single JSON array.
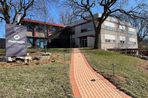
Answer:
[
  {"xmin": 5, "ymin": 17, "xmax": 10, "ymax": 24},
  {"xmin": 94, "ymin": 25, "xmax": 101, "ymax": 49},
  {"xmin": 1, "ymin": 10, "xmax": 10, "ymax": 24}
]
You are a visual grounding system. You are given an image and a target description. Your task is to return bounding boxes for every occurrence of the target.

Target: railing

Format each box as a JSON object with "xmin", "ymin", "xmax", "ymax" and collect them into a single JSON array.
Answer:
[{"xmin": 108, "ymin": 48, "xmax": 148, "ymax": 56}]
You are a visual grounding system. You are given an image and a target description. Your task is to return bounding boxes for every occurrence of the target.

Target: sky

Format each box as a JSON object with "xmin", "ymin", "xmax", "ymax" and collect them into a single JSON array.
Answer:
[
  {"xmin": 0, "ymin": 21, "xmax": 5, "ymax": 38},
  {"xmin": 0, "ymin": 0, "xmax": 148, "ymax": 38}
]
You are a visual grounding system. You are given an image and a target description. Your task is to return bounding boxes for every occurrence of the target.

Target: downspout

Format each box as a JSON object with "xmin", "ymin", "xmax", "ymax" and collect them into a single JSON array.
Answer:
[{"xmin": 33, "ymin": 24, "xmax": 36, "ymax": 48}]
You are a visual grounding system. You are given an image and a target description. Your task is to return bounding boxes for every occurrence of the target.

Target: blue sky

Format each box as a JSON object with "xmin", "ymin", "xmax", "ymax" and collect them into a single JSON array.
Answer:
[
  {"xmin": 0, "ymin": 0, "xmax": 148, "ymax": 38},
  {"xmin": 0, "ymin": 21, "xmax": 5, "ymax": 38}
]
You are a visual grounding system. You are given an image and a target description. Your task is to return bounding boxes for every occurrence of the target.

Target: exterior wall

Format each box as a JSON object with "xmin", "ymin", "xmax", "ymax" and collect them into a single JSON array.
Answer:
[
  {"xmin": 22, "ymin": 21, "xmax": 63, "ymax": 48},
  {"xmin": 87, "ymin": 37, "xmax": 94, "ymax": 48},
  {"xmin": 71, "ymin": 15, "xmax": 138, "ymax": 50},
  {"xmin": 26, "ymin": 31, "xmax": 33, "ymax": 37},
  {"xmin": 101, "ymin": 21, "xmax": 138, "ymax": 50},
  {"xmin": 75, "ymin": 38, "xmax": 80, "ymax": 47},
  {"xmin": 72, "ymin": 22, "xmax": 95, "ymax": 47}
]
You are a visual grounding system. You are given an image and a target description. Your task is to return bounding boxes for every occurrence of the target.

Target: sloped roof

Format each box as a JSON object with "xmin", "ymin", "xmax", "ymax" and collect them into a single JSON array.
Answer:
[{"xmin": 22, "ymin": 18, "xmax": 65, "ymax": 27}]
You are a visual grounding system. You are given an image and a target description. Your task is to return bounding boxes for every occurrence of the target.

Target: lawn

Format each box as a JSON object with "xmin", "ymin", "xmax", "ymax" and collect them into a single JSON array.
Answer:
[
  {"xmin": 0, "ymin": 49, "xmax": 72, "ymax": 98},
  {"xmin": 82, "ymin": 49, "xmax": 148, "ymax": 98},
  {"xmin": 0, "ymin": 49, "xmax": 5, "ymax": 55}
]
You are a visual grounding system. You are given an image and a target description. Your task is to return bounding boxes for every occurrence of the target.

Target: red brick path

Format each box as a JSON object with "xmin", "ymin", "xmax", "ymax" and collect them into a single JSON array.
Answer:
[{"xmin": 70, "ymin": 49, "xmax": 131, "ymax": 98}]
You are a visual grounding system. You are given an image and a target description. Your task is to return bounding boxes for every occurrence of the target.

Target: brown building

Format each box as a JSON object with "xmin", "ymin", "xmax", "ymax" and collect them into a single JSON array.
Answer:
[
  {"xmin": 0, "ymin": 19, "xmax": 70, "ymax": 49},
  {"xmin": 21, "ymin": 19, "xmax": 65, "ymax": 48}
]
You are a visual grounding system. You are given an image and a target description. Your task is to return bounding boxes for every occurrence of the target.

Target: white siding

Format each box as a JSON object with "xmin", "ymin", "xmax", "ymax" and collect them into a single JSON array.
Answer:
[
  {"xmin": 129, "ymin": 38, "xmax": 136, "ymax": 42},
  {"xmin": 87, "ymin": 37, "xmax": 94, "ymax": 48},
  {"xmin": 120, "ymin": 36, "xmax": 126, "ymax": 41}
]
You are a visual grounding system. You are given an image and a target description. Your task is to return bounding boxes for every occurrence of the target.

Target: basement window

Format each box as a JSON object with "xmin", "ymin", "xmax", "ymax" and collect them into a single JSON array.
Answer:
[
  {"xmin": 105, "ymin": 39, "xmax": 111, "ymax": 43},
  {"xmin": 120, "ymin": 41, "xmax": 125, "ymax": 44}
]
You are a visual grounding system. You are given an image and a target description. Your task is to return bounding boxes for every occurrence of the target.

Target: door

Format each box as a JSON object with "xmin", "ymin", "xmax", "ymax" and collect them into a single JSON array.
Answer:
[{"xmin": 80, "ymin": 37, "xmax": 87, "ymax": 47}]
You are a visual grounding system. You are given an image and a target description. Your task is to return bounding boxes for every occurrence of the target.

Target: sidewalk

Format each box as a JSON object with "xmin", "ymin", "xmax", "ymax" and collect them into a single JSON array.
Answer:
[{"xmin": 70, "ymin": 49, "xmax": 131, "ymax": 98}]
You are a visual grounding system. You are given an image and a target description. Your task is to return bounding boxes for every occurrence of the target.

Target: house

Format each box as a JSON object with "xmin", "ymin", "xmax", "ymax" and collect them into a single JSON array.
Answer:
[
  {"xmin": 21, "ymin": 19, "xmax": 65, "ymax": 48},
  {"xmin": 1, "ymin": 14, "xmax": 139, "ymax": 49},
  {"xmin": 70, "ymin": 13, "xmax": 138, "ymax": 50}
]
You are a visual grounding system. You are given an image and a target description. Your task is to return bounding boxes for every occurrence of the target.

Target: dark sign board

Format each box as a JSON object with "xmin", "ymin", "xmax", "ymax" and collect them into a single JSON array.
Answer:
[{"xmin": 6, "ymin": 24, "xmax": 27, "ymax": 57}]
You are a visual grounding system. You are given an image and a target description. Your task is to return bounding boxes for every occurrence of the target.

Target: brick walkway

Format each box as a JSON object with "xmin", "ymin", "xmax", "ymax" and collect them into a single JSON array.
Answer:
[{"xmin": 70, "ymin": 49, "xmax": 131, "ymax": 98}]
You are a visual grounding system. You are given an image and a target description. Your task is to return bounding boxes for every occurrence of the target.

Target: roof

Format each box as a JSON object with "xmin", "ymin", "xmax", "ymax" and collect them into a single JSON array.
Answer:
[{"xmin": 22, "ymin": 18, "xmax": 65, "ymax": 27}]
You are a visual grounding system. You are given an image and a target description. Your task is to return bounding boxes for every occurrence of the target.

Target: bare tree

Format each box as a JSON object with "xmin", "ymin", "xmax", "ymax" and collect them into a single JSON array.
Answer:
[
  {"xmin": 0, "ymin": 0, "xmax": 35, "ymax": 24},
  {"xmin": 133, "ymin": 14, "xmax": 148, "ymax": 43},
  {"xmin": 119, "ymin": 9, "xmax": 148, "ymax": 43},
  {"xmin": 0, "ymin": 0, "xmax": 58, "ymax": 24},
  {"xmin": 58, "ymin": 8, "xmax": 76, "ymax": 25},
  {"xmin": 59, "ymin": 9, "xmax": 74, "ymax": 25},
  {"xmin": 65, "ymin": 0, "xmax": 148, "ymax": 49}
]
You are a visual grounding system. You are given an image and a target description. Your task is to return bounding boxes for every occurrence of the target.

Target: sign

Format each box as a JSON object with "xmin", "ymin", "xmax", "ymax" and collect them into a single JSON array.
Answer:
[{"xmin": 6, "ymin": 24, "xmax": 27, "ymax": 57}]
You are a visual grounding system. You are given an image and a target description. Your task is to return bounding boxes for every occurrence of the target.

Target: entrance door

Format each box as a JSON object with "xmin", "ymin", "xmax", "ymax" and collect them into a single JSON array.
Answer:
[{"xmin": 80, "ymin": 37, "xmax": 87, "ymax": 47}]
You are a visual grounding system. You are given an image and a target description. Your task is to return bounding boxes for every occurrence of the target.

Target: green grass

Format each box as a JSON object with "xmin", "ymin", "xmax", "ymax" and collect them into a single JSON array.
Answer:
[
  {"xmin": 0, "ymin": 49, "xmax": 5, "ymax": 55},
  {"xmin": 0, "ymin": 49, "xmax": 72, "ymax": 98},
  {"xmin": 82, "ymin": 49, "xmax": 148, "ymax": 98}
]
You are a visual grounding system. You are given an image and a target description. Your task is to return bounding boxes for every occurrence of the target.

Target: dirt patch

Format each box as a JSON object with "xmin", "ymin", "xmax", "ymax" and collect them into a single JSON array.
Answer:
[
  {"xmin": 92, "ymin": 67, "xmax": 126, "ymax": 84},
  {"xmin": 102, "ymin": 73, "xmax": 126, "ymax": 85},
  {"xmin": 138, "ymin": 61, "xmax": 148, "ymax": 73},
  {"xmin": 0, "ymin": 52, "xmax": 69, "ymax": 67},
  {"xmin": 92, "ymin": 67, "xmax": 126, "ymax": 86}
]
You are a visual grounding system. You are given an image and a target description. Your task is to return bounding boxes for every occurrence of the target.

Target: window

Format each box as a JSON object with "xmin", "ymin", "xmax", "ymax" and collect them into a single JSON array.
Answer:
[
  {"xmin": 105, "ymin": 39, "xmax": 111, "ymax": 43},
  {"xmin": 105, "ymin": 34, "xmax": 116, "ymax": 43},
  {"xmin": 36, "ymin": 25, "xmax": 46, "ymax": 33},
  {"xmin": 119, "ymin": 25, "xmax": 125, "ymax": 30},
  {"xmin": 128, "ymin": 27, "xmax": 136, "ymax": 35},
  {"xmin": 119, "ymin": 36, "xmax": 126, "ymax": 43},
  {"xmin": 128, "ymin": 31, "xmax": 135, "ymax": 35},
  {"xmin": 129, "ymin": 38, "xmax": 137, "ymax": 44},
  {"xmin": 119, "ymin": 25, "xmax": 126, "ymax": 32},
  {"xmin": 104, "ymin": 21, "xmax": 115, "ymax": 31},
  {"xmin": 120, "ymin": 41, "xmax": 125, "ymax": 44},
  {"xmin": 105, "ymin": 39, "xmax": 116, "ymax": 43},
  {"xmin": 80, "ymin": 37, "xmax": 87, "ymax": 47},
  {"xmin": 105, "ymin": 26, "xmax": 114, "ymax": 31},
  {"xmin": 129, "ymin": 42, "xmax": 137, "ymax": 45},
  {"xmin": 81, "ymin": 22, "xmax": 94, "ymax": 33}
]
